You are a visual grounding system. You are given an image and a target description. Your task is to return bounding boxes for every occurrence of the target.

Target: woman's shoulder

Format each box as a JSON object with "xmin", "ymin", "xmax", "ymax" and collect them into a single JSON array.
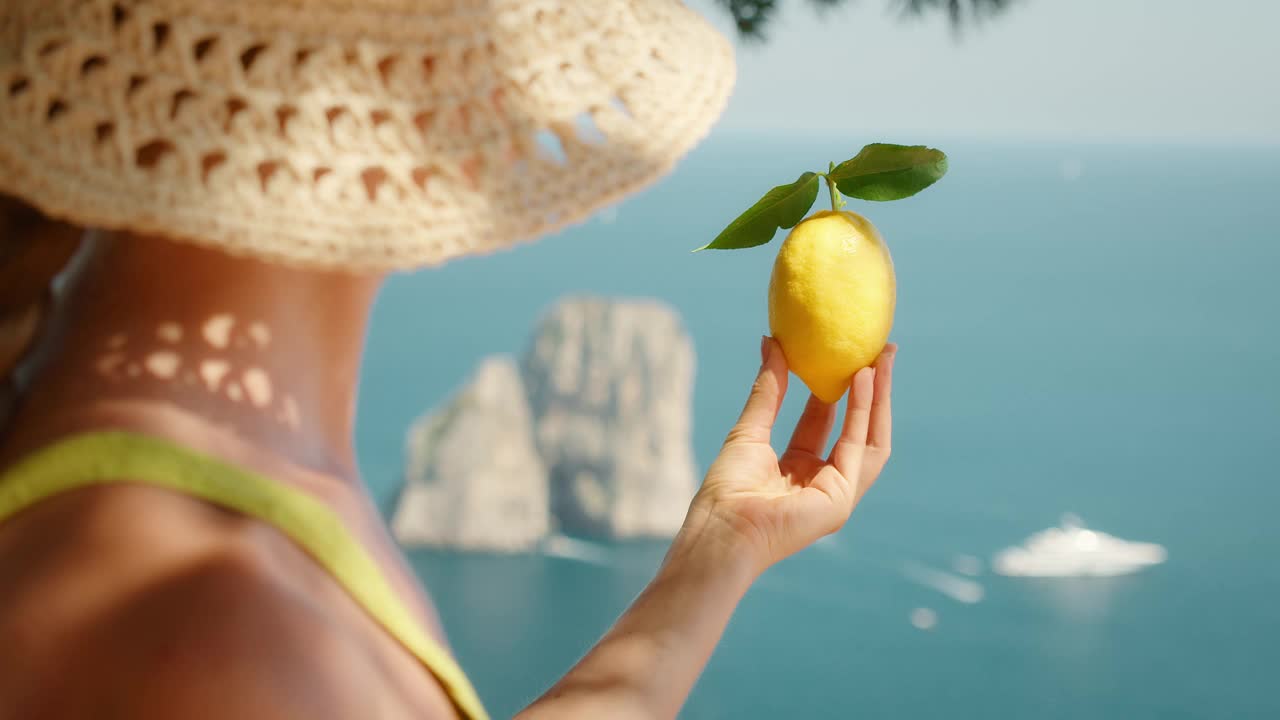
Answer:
[{"xmin": 0, "ymin": 483, "xmax": 455, "ymax": 719}]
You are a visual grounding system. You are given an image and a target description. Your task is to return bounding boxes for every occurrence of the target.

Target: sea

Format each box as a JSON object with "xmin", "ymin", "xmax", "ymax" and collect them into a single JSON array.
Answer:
[{"xmin": 354, "ymin": 133, "xmax": 1280, "ymax": 719}]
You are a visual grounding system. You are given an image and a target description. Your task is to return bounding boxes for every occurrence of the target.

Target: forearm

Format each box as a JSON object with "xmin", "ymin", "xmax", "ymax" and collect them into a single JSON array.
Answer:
[{"xmin": 518, "ymin": 523, "xmax": 759, "ymax": 720}]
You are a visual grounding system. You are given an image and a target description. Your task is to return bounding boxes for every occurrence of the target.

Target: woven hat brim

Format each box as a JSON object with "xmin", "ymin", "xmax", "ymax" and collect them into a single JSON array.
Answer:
[{"xmin": 0, "ymin": 0, "xmax": 736, "ymax": 271}]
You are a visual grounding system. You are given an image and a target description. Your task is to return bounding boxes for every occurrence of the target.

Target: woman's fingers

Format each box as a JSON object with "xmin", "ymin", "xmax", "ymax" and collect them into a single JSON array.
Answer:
[
  {"xmin": 727, "ymin": 336, "xmax": 789, "ymax": 445},
  {"xmin": 828, "ymin": 365, "xmax": 875, "ymax": 478},
  {"xmin": 867, "ymin": 344, "xmax": 896, "ymax": 451},
  {"xmin": 785, "ymin": 393, "xmax": 836, "ymax": 458}
]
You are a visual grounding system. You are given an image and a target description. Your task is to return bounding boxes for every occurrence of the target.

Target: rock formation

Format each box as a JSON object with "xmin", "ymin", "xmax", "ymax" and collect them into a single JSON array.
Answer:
[
  {"xmin": 391, "ymin": 356, "xmax": 550, "ymax": 551},
  {"xmin": 522, "ymin": 297, "xmax": 697, "ymax": 539},
  {"xmin": 392, "ymin": 297, "xmax": 698, "ymax": 549}
]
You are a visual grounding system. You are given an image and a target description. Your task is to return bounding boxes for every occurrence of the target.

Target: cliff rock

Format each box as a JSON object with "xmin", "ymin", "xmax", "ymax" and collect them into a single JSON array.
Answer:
[
  {"xmin": 522, "ymin": 297, "xmax": 698, "ymax": 538},
  {"xmin": 391, "ymin": 356, "xmax": 550, "ymax": 550}
]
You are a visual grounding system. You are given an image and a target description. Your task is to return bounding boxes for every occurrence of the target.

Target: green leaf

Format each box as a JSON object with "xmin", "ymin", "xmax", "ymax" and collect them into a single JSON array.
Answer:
[
  {"xmin": 695, "ymin": 172, "xmax": 821, "ymax": 251},
  {"xmin": 828, "ymin": 144, "xmax": 948, "ymax": 201}
]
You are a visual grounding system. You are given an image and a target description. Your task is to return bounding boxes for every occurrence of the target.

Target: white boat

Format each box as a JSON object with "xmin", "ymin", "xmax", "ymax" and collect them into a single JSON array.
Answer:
[{"xmin": 992, "ymin": 514, "xmax": 1167, "ymax": 578}]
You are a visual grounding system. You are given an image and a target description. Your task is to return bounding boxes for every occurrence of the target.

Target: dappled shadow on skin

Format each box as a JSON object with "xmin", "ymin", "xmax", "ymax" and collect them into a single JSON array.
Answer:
[{"xmin": 89, "ymin": 316, "xmax": 300, "ymax": 432}]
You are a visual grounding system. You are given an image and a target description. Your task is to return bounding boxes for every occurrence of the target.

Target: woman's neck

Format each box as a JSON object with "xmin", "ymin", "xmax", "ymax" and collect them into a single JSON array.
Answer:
[{"xmin": 3, "ymin": 231, "xmax": 383, "ymax": 482}]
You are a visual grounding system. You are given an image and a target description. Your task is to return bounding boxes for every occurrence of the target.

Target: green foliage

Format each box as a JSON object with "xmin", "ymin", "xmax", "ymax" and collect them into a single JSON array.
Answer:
[
  {"xmin": 695, "ymin": 172, "xmax": 821, "ymax": 251},
  {"xmin": 716, "ymin": 0, "xmax": 1017, "ymax": 40},
  {"xmin": 828, "ymin": 144, "xmax": 948, "ymax": 201},
  {"xmin": 700, "ymin": 143, "xmax": 948, "ymax": 251}
]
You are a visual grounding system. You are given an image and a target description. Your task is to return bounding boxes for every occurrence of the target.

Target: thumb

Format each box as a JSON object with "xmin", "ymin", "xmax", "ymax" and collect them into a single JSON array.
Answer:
[{"xmin": 727, "ymin": 336, "xmax": 789, "ymax": 445}]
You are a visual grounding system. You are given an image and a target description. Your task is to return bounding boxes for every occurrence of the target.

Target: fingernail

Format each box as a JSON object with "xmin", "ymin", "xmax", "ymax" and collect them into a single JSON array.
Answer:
[{"xmin": 760, "ymin": 336, "xmax": 770, "ymax": 364}]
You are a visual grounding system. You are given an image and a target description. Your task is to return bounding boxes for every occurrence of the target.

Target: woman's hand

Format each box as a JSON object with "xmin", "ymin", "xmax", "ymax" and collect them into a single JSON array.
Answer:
[
  {"xmin": 679, "ymin": 336, "xmax": 896, "ymax": 576},
  {"xmin": 522, "ymin": 337, "xmax": 896, "ymax": 720}
]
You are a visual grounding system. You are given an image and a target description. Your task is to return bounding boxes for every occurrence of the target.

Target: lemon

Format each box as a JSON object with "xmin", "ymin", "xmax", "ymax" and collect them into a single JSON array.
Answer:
[{"xmin": 768, "ymin": 210, "xmax": 895, "ymax": 403}]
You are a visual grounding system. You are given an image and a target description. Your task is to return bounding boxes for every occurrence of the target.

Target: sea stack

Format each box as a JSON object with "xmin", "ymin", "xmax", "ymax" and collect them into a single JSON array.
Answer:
[
  {"xmin": 522, "ymin": 297, "xmax": 698, "ymax": 539},
  {"xmin": 393, "ymin": 297, "xmax": 700, "ymax": 549},
  {"xmin": 392, "ymin": 356, "xmax": 550, "ymax": 551}
]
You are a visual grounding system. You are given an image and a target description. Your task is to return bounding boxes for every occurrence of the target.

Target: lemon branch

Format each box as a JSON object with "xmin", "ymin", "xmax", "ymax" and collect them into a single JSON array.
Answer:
[
  {"xmin": 696, "ymin": 144, "xmax": 947, "ymax": 251},
  {"xmin": 823, "ymin": 162, "xmax": 846, "ymax": 212}
]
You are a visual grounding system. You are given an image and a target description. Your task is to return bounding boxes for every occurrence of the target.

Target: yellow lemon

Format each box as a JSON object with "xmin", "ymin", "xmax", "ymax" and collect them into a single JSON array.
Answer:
[{"xmin": 768, "ymin": 210, "xmax": 895, "ymax": 403}]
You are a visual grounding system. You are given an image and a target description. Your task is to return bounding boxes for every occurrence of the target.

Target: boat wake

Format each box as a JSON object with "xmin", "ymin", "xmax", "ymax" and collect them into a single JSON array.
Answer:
[{"xmin": 538, "ymin": 534, "xmax": 613, "ymax": 567}]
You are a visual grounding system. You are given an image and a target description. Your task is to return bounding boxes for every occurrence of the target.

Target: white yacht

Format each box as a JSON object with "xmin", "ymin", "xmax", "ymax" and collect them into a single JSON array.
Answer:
[{"xmin": 993, "ymin": 514, "xmax": 1167, "ymax": 577}]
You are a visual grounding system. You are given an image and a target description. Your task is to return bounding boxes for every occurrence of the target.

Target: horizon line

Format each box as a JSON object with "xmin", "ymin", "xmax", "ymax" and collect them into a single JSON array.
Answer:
[{"xmin": 704, "ymin": 127, "xmax": 1280, "ymax": 150}]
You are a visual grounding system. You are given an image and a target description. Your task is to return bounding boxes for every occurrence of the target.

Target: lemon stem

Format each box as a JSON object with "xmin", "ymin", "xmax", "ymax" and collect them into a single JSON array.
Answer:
[{"xmin": 825, "ymin": 163, "xmax": 845, "ymax": 212}]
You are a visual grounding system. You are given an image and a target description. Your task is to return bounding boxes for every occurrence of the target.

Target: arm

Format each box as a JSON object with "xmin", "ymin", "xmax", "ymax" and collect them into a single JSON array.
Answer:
[
  {"xmin": 518, "ymin": 337, "xmax": 897, "ymax": 719},
  {"xmin": 516, "ymin": 528, "xmax": 754, "ymax": 720}
]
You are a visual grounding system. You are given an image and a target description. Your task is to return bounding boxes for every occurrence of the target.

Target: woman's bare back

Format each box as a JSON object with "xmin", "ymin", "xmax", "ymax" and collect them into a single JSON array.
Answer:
[{"xmin": 0, "ymin": 482, "xmax": 460, "ymax": 720}]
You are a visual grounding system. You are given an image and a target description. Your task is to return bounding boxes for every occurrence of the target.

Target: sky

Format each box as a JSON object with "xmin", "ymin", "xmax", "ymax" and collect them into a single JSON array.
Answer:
[{"xmin": 690, "ymin": 0, "xmax": 1280, "ymax": 145}]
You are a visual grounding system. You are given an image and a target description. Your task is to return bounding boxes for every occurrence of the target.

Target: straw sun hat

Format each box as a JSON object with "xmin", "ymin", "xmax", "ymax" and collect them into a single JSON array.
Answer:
[{"xmin": 0, "ymin": 0, "xmax": 735, "ymax": 271}]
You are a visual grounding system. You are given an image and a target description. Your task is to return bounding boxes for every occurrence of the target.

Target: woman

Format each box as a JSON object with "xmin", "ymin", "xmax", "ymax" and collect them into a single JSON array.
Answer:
[{"xmin": 0, "ymin": 1, "xmax": 896, "ymax": 718}]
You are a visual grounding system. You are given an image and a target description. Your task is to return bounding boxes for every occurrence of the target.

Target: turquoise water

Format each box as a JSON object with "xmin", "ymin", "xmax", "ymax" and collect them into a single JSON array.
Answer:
[{"xmin": 357, "ymin": 134, "xmax": 1280, "ymax": 718}]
